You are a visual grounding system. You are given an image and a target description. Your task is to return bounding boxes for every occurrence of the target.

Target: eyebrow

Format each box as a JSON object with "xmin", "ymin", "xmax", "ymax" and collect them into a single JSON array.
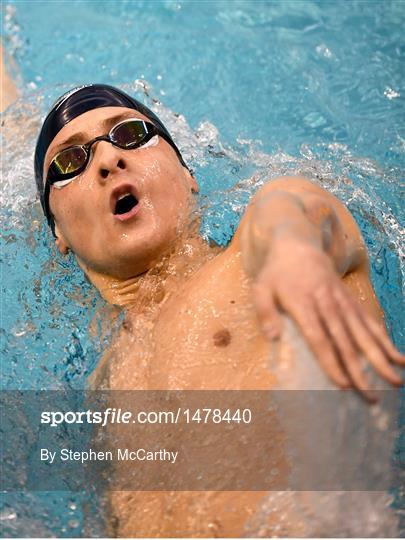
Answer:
[{"xmin": 49, "ymin": 111, "xmax": 140, "ymax": 155}]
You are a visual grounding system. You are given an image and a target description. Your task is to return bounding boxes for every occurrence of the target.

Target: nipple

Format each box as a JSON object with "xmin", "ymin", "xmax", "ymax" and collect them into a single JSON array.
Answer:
[{"xmin": 213, "ymin": 328, "xmax": 231, "ymax": 347}]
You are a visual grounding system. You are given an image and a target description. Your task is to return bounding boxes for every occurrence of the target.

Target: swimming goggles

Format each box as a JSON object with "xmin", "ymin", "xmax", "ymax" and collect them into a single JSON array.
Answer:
[{"xmin": 45, "ymin": 118, "xmax": 161, "ymax": 188}]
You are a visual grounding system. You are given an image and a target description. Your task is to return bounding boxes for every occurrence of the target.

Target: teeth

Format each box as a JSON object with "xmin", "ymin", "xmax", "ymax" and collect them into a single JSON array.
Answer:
[{"xmin": 117, "ymin": 192, "xmax": 132, "ymax": 201}]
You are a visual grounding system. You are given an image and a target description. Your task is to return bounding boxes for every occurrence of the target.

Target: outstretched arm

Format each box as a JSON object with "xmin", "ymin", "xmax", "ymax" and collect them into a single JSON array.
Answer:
[{"xmin": 233, "ymin": 175, "xmax": 404, "ymax": 400}]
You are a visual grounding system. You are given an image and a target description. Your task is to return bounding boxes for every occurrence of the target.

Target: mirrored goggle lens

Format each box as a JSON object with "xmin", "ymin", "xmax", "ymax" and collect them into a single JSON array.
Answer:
[
  {"xmin": 49, "ymin": 146, "xmax": 87, "ymax": 178},
  {"xmin": 111, "ymin": 119, "xmax": 151, "ymax": 148}
]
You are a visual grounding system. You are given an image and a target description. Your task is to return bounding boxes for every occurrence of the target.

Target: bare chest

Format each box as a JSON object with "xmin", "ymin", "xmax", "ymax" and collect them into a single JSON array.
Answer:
[{"xmin": 107, "ymin": 249, "xmax": 275, "ymax": 390}]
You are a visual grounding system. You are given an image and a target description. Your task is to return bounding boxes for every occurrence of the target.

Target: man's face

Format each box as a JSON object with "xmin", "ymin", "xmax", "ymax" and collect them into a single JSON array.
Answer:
[{"xmin": 43, "ymin": 106, "xmax": 198, "ymax": 279}]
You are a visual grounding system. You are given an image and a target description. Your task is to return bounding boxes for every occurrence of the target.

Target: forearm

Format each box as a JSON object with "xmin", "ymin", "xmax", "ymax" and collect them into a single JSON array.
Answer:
[{"xmin": 241, "ymin": 189, "xmax": 364, "ymax": 279}]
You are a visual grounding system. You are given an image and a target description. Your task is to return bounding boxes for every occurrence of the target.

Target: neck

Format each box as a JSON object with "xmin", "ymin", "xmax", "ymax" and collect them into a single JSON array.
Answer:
[{"xmin": 77, "ymin": 223, "xmax": 221, "ymax": 311}]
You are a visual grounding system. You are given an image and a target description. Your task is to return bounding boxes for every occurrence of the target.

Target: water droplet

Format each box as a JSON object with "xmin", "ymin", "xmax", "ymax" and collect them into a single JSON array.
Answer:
[
  {"xmin": 384, "ymin": 87, "xmax": 400, "ymax": 100},
  {"xmin": 315, "ymin": 44, "xmax": 333, "ymax": 58},
  {"xmin": 0, "ymin": 509, "xmax": 17, "ymax": 521},
  {"xmin": 303, "ymin": 112, "xmax": 327, "ymax": 128}
]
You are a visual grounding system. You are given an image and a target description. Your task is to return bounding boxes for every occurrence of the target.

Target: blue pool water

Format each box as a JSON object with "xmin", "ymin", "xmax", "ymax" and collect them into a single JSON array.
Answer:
[{"xmin": 1, "ymin": 0, "xmax": 404, "ymax": 536}]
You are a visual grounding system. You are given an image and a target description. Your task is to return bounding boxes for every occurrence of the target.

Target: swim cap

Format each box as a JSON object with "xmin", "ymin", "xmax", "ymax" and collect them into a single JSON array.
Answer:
[{"xmin": 34, "ymin": 83, "xmax": 190, "ymax": 235}]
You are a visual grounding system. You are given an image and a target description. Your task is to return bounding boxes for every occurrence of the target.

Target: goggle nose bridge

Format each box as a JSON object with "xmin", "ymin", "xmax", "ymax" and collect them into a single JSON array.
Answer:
[{"xmin": 82, "ymin": 132, "xmax": 120, "ymax": 155}]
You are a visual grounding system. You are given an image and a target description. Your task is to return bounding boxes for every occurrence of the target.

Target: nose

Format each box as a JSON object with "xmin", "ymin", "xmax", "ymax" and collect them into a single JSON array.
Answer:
[{"xmin": 91, "ymin": 140, "xmax": 127, "ymax": 181}]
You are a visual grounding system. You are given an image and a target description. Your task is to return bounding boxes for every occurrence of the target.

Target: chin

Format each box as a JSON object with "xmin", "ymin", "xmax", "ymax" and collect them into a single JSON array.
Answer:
[{"xmin": 109, "ymin": 239, "xmax": 166, "ymax": 277}]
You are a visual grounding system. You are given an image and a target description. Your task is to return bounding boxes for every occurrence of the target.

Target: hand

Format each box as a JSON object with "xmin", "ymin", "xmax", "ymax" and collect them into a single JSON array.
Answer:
[{"xmin": 252, "ymin": 238, "xmax": 405, "ymax": 401}]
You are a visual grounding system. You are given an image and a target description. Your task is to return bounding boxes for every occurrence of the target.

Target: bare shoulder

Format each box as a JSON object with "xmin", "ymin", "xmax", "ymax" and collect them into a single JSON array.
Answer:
[
  {"xmin": 229, "ymin": 175, "xmax": 368, "ymax": 270},
  {"xmin": 254, "ymin": 176, "xmax": 359, "ymax": 227}
]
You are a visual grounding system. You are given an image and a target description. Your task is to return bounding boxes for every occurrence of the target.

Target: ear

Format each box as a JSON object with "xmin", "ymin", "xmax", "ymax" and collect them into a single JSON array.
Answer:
[
  {"xmin": 184, "ymin": 167, "xmax": 199, "ymax": 193},
  {"xmin": 54, "ymin": 222, "xmax": 70, "ymax": 255}
]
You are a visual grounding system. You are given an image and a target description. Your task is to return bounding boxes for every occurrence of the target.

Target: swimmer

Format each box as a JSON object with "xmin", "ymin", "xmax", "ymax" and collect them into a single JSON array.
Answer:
[{"xmin": 34, "ymin": 84, "xmax": 404, "ymax": 536}]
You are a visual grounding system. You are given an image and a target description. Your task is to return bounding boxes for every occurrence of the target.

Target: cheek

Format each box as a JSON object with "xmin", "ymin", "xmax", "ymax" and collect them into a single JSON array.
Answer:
[
  {"xmin": 50, "ymin": 181, "xmax": 99, "ymax": 229},
  {"xmin": 144, "ymin": 152, "xmax": 188, "ymax": 201},
  {"xmin": 136, "ymin": 155, "xmax": 164, "ymax": 193}
]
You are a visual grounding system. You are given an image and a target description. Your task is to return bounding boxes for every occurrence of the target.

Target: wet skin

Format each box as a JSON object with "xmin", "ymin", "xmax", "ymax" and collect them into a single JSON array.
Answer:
[{"xmin": 44, "ymin": 107, "xmax": 404, "ymax": 536}]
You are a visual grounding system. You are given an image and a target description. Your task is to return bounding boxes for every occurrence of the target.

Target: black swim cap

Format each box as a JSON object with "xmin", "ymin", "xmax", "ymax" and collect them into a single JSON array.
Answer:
[{"xmin": 34, "ymin": 83, "xmax": 190, "ymax": 235}]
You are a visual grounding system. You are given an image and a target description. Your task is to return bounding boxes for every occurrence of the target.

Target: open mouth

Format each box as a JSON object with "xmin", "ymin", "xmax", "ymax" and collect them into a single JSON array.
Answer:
[
  {"xmin": 110, "ymin": 183, "xmax": 141, "ymax": 221},
  {"xmin": 114, "ymin": 193, "xmax": 138, "ymax": 215}
]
